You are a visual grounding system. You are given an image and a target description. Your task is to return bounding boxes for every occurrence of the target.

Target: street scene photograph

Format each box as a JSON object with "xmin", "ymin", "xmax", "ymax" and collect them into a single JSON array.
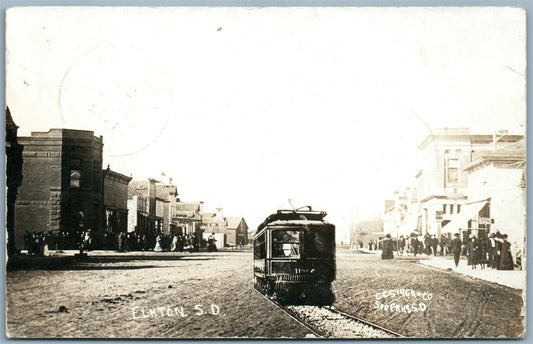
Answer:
[{"xmin": 4, "ymin": 6, "xmax": 526, "ymax": 339}]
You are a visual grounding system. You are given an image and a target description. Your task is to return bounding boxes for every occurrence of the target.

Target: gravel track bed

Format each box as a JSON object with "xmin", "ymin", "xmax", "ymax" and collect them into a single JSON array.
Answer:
[{"xmin": 286, "ymin": 305, "xmax": 396, "ymax": 338}]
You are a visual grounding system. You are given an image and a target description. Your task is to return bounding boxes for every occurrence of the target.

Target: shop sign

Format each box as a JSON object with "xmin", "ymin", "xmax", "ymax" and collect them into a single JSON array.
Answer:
[{"xmin": 479, "ymin": 217, "xmax": 493, "ymax": 225}]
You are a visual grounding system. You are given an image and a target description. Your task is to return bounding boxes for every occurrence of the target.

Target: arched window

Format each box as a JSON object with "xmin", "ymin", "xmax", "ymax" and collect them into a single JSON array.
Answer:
[{"xmin": 70, "ymin": 170, "xmax": 81, "ymax": 188}]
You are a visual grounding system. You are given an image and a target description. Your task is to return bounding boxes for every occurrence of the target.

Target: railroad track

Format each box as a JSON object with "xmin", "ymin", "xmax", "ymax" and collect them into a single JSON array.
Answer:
[{"xmin": 256, "ymin": 290, "xmax": 404, "ymax": 338}]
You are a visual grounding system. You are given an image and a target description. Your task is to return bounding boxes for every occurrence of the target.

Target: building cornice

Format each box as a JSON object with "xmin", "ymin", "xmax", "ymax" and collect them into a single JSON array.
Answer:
[
  {"xmin": 463, "ymin": 153, "xmax": 526, "ymax": 171},
  {"xmin": 420, "ymin": 194, "xmax": 467, "ymax": 203}
]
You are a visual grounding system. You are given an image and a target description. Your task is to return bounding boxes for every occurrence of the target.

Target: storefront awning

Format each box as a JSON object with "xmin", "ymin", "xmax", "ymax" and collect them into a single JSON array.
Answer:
[{"xmin": 441, "ymin": 200, "xmax": 488, "ymax": 233}]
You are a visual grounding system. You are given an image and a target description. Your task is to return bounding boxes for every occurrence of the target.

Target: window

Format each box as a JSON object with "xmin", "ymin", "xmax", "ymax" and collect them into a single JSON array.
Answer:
[
  {"xmin": 447, "ymin": 168, "xmax": 459, "ymax": 184},
  {"xmin": 450, "ymin": 204, "xmax": 454, "ymax": 214},
  {"xmin": 92, "ymin": 160, "xmax": 101, "ymax": 192},
  {"xmin": 303, "ymin": 228, "xmax": 334, "ymax": 258},
  {"xmin": 447, "ymin": 159, "xmax": 459, "ymax": 168},
  {"xmin": 254, "ymin": 233, "xmax": 266, "ymax": 260},
  {"xmin": 442, "ymin": 204, "xmax": 447, "ymax": 214},
  {"xmin": 272, "ymin": 230, "xmax": 300, "ymax": 258},
  {"xmin": 457, "ymin": 204, "xmax": 461, "ymax": 213},
  {"xmin": 70, "ymin": 170, "xmax": 81, "ymax": 188},
  {"xmin": 445, "ymin": 150, "xmax": 460, "ymax": 186}
]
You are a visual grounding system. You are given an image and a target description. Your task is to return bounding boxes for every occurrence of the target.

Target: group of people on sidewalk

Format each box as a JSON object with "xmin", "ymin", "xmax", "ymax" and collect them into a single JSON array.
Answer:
[
  {"xmin": 22, "ymin": 230, "xmax": 207, "ymax": 255},
  {"xmin": 118, "ymin": 232, "xmax": 201, "ymax": 253},
  {"xmin": 378, "ymin": 230, "xmax": 515, "ymax": 271},
  {"xmin": 451, "ymin": 231, "xmax": 514, "ymax": 270}
]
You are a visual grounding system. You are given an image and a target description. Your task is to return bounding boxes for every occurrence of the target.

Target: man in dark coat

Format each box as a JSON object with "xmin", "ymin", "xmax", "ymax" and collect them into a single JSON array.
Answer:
[
  {"xmin": 440, "ymin": 235, "xmax": 448, "ymax": 256},
  {"xmin": 451, "ymin": 233, "xmax": 462, "ymax": 268},
  {"xmin": 431, "ymin": 235, "xmax": 439, "ymax": 256},
  {"xmin": 381, "ymin": 234, "xmax": 394, "ymax": 260},
  {"xmin": 424, "ymin": 234, "xmax": 432, "ymax": 255},
  {"xmin": 398, "ymin": 235, "xmax": 406, "ymax": 255}
]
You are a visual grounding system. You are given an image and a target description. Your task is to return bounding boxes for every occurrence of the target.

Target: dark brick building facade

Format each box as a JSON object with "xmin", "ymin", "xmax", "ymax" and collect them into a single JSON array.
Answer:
[
  {"xmin": 6, "ymin": 107, "xmax": 23, "ymax": 256},
  {"xmin": 14, "ymin": 129, "xmax": 103, "ymax": 249},
  {"xmin": 103, "ymin": 167, "xmax": 132, "ymax": 234}
]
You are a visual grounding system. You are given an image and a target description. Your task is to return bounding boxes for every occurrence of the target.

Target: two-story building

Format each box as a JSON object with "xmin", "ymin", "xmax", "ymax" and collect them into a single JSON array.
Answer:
[
  {"xmin": 102, "ymin": 166, "xmax": 132, "ymax": 234},
  {"xmin": 460, "ymin": 141, "xmax": 526, "ymax": 264},
  {"xmin": 173, "ymin": 201, "xmax": 204, "ymax": 237},
  {"xmin": 127, "ymin": 179, "xmax": 158, "ymax": 236},
  {"xmin": 156, "ymin": 182, "xmax": 179, "ymax": 235},
  {"xmin": 415, "ymin": 128, "xmax": 523, "ymax": 239},
  {"xmin": 14, "ymin": 128, "xmax": 104, "ymax": 249}
]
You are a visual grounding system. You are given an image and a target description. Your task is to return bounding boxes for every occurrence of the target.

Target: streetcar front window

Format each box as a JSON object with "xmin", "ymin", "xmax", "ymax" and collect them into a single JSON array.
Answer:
[
  {"xmin": 272, "ymin": 230, "xmax": 300, "ymax": 258},
  {"xmin": 303, "ymin": 228, "xmax": 334, "ymax": 258}
]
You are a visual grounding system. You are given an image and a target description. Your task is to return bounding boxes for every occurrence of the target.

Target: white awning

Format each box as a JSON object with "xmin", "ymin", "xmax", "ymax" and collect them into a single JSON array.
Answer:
[{"xmin": 441, "ymin": 200, "xmax": 488, "ymax": 233}]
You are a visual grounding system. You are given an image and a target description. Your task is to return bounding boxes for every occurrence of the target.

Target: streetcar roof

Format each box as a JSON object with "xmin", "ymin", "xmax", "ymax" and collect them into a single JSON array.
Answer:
[
  {"xmin": 254, "ymin": 207, "xmax": 334, "ymax": 239},
  {"xmin": 252, "ymin": 220, "xmax": 333, "ymax": 240},
  {"xmin": 265, "ymin": 219, "xmax": 333, "ymax": 227}
]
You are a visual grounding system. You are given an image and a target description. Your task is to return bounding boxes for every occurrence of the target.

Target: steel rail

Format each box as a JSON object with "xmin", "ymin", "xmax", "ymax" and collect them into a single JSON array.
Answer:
[
  {"xmin": 323, "ymin": 306, "xmax": 405, "ymax": 338},
  {"xmin": 255, "ymin": 289, "xmax": 404, "ymax": 338},
  {"xmin": 254, "ymin": 289, "xmax": 323, "ymax": 338}
]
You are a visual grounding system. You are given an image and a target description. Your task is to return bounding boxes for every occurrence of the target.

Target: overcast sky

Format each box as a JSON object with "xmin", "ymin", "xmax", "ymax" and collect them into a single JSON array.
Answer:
[{"xmin": 6, "ymin": 7, "xmax": 526, "ymax": 242}]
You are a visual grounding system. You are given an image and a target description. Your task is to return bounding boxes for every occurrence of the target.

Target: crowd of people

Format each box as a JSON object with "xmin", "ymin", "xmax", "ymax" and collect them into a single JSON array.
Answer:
[
  {"xmin": 358, "ymin": 230, "xmax": 515, "ymax": 270},
  {"xmin": 115, "ymin": 232, "xmax": 202, "ymax": 253},
  {"xmin": 22, "ymin": 230, "xmax": 212, "ymax": 256}
]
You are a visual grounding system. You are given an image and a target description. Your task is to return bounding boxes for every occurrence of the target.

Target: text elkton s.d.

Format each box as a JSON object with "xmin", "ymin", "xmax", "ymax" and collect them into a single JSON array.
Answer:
[{"xmin": 132, "ymin": 304, "xmax": 220, "ymax": 319}]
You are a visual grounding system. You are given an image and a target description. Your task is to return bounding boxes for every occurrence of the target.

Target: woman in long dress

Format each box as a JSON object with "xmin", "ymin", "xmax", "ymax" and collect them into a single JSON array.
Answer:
[
  {"xmin": 171, "ymin": 235, "xmax": 178, "ymax": 252},
  {"xmin": 381, "ymin": 234, "xmax": 394, "ymax": 260},
  {"xmin": 498, "ymin": 234, "xmax": 514, "ymax": 270},
  {"xmin": 467, "ymin": 236, "xmax": 478, "ymax": 269},
  {"xmin": 154, "ymin": 235, "xmax": 163, "ymax": 252}
]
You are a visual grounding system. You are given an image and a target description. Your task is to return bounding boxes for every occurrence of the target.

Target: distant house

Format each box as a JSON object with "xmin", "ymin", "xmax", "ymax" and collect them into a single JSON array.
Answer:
[
  {"xmin": 201, "ymin": 208, "xmax": 226, "ymax": 234},
  {"xmin": 225, "ymin": 217, "xmax": 248, "ymax": 246},
  {"xmin": 201, "ymin": 208, "xmax": 226, "ymax": 248}
]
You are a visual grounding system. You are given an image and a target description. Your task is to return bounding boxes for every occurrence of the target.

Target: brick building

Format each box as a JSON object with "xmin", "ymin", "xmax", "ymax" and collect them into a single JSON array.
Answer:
[
  {"xmin": 6, "ymin": 107, "xmax": 23, "ymax": 255},
  {"xmin": 14, "ymin": 129, "xmax": 103, "ymax": 249},
  {"xmin": 103, "ymin": 167, "xmax": 132, "ymax": 234}
]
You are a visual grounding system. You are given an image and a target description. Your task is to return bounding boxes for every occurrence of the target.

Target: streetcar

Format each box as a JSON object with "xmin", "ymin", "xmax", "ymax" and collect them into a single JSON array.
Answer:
[{"xmin": 253, "ymin": 206, "xmax": 336, "ymax": 305}]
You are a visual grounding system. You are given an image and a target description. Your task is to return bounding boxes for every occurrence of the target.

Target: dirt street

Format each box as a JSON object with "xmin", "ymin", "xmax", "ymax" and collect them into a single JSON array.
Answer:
[
  {"xmin": 332, "ymin": 251, "xmax": 524, "ymax": 338},
  {"xmin": 6, "ymin": 251, "xmax": 310, "ymax": 338},
  {"xmin": 6, "ymin": 249, "xmax": 524, "ymax": 338}
]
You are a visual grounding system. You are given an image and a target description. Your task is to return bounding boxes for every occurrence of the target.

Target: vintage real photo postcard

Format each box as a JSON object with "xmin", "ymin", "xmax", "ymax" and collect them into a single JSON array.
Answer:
[{"xmin": 4, "ymin": 6, "xmax": 526, "ymax": 338}]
